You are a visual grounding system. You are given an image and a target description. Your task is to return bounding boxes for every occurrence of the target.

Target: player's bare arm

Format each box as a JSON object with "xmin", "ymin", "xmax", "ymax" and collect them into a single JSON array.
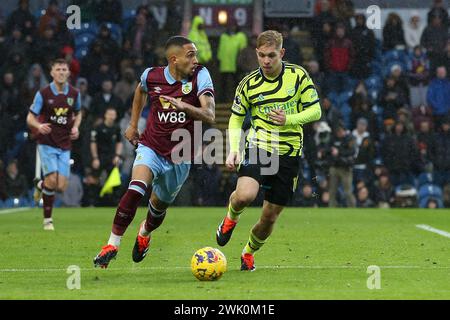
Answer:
[
  {"xmin": 70, "ymin": 112, "xmax": 82, "ymax": 140},
  {"xmin": 26, "ymin": 111, "xmax": 52, "ymax": 135},
  {"xmin": 125, "ymin": 84, "xmax": 148, "ymax": 146},
  {"xmin": 160, "ymin": 93, "xmax": 215, "ymax": 125}
]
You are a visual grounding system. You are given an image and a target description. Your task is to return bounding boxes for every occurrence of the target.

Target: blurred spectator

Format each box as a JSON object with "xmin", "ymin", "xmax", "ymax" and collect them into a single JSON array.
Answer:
[
  {"xmin": 416, "ymin": 119, "xmax": 435, "ymax": 167},
  {"xmin": 293, "ymin": 183, "xmax": 318, "ymax": 207},
  {"xmin": 0, "ymin": 160, "xmax": 6, "ymax": 200},
  {"xmin": 0, "ymin": 26, "xmax": 7, "ymax": 63},
  {"xmin": 311, "ymin": 0, "xmax": 335, "ymax": 71},
  {"xmin": 390, "ymin": 64, "xmax": 410, "ymax": 102},
  {"xmin": 379, "ymin": 76, "xmax": 408, "ymax": 121},
  {"xmin": 350, "ymin": 14, "xmax": 376, "ymax": 79},
  {"xmin": 6, "ymin": 0, "xmax": 35, "ymax": 39},
  {"xmin": 81, "ymin": 40, "xmax": 104, "ymax": 84},
  {"xmin": 328, "ymin": 123, "xmax": 356, "ymax": 207},
  {"xmin": 332, "ymin": 0, "xmax": 354, "ymax": 31},
  {"xmin": 352, "ymin": 118, "xmax": 375, "ymax": 184},
  {"xmin": 373, "ymin": 169, "xmax": 395, "ymax": 208},
  {"xmin": 324, "ymin": 23, "xmax": 354, "ymax": 93},
  {"xmin": 7, "ymin": 22, "xmax": 31, "ymax": 57},
  {"xmin": 188, "ymin": 16, "xmax": 212, "ymax": 66},
  {"xmin": 432, "ymin": 117, "xmax": 450, "ymax": 186},
  {"xmin": 38, "ymin": 0, "xmax": 65, "ymax": 37},
  {"xmin": 96, "ymin": 24, "xmax": 121, "ymax": 71},
  {"xmin": 90, "ymin": 79, "xmax": 124, "ymax": 124},
  {"xmin": 320, "ymin": 97, "xmax": 342, "ymax": 129},
  {"xmin": 87, "ymin": 107, "xmax": 123, "ymax": 205},
  {"xmin": 26, "ymin": 63, "xmax": 48, "ymax": 92},
  {"xmin": 427, "ymin": 66, "xmax": 450, "ymax": 126},
  {"xmin": 396, "ymin": 107, "xmax": 415, "ymax": 134},
  {"xmin": 404, "ymin": 11, "xmax": 426, "ymax": 49},
  {"xmin": 281, "ymin": 25, "xmax": 302, "ymax": 65},
  {"xmin": 407, "ymin": 46, "xmax": 430, "ymax": 108},
  {"xmin": 427, "ymin": 0, "xmax": 449, "ymax": 27},
  {"xmin": 349, "ymin": 92, "xmax": 378, "ymax": 139},
  {"xmin": 88, "ymin": 61, "xmax": 115, "ymax": 96},
  {"xmin": 306, "ymin": 60, "xmax": 325, "ymax": 94},
  {"xmin": 125, "ymin": 11, "xmax": 158, "ymax": 58},
  {"xmin": 1, "ymin": 50, "xmax": 28, "ymax": 85},
  {"xmin": 382, "ymin": 13, "xmax": 406, "ymax": 51},
  {"xmin": 356, "ymin": 186, "xmax": 375, "ymax": 208},
  {"xmin": 382, "ymin": 121, "xmax": 422, "ymax": 186},
  {"xmin": 217, "ymin": 26, "xmax": 247, "ymax": 103},
  {"xmin": 114, "ymin": 67, "xmax": 137, "ymax": 105},
  {"xmin": 421, "ymin": 15, "xmax": 448, "ymax": 72},
  {"xmin": 412, "ymin": 104, "xmax": 434, "ymax": 131},
  {"xmin": 443, "ymin": 184, "xmax": 450, "ymax": 207},
  {"xmin": 76, "ymin": 77, "xmax": 92, "ymax": 112},
  {"xmin": 61, "ymin": 46, "xmax": 80, "ymax": 84},
  {"xmin": 141, "ymin": 41, "xmax": 157, "ymax": 68},
  {"xmin": 237, "ymin": 34, "xmax": 259, "ymax": 79},
  {"xmin": 0, "ymin": 72, "xmax": 26, "ymax": 125},
  {"xmin": 32, "ymin": 26, "xmax": 61, "ymax": 72},
  {"xmin": 4, "ymin": 160, "xmax": 28, "ymax": 199},
  {"xmin": 94, "ymin": 0, "xmax": 123, "ymax": 25}
]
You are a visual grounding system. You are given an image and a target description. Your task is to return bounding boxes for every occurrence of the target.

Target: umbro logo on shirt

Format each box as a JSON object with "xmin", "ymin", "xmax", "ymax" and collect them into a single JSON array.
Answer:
[{"xmin": 154, "ymin": 87, "xmax": 162, "ymax": 93}]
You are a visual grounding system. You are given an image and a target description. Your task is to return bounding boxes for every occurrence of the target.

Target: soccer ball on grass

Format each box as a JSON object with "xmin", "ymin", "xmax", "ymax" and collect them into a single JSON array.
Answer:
[{"xmin": 191, "ymin": 247, "xmax": 227, "ymax": 281}]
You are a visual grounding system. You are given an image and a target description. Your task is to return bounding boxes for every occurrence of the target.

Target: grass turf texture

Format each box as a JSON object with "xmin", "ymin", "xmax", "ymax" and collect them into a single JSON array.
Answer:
[{"xmin": 0, "ymin": 207, "xmax": 449, "ymax": 299}]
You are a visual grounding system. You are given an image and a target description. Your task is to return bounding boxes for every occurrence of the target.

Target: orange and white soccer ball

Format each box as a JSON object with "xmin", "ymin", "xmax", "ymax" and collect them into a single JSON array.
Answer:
[{"xmin": 191, "ymin": 247, "xmax": 227, "ymax": 281}]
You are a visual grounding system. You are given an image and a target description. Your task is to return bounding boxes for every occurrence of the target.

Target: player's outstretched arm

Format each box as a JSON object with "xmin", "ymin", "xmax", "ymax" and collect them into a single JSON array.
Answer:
[
  {"xmin": 160, "ymin": 93, "xmax": 215, "ymax": 125},
  {"xmin": 125, "ymin": 84, "xmax": 148, "ymax": 146}
]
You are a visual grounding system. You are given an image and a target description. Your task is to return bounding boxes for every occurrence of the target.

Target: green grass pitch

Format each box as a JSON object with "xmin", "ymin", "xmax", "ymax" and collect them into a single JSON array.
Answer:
[{"xmin": 0, "ymin": 207, "xmax": 449, "ymax": 299}]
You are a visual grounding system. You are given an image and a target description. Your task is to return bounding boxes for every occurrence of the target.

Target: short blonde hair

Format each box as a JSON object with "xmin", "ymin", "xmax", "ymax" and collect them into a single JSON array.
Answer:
[{"xmin": 256, "ymin": 30, "xmax": 283, "ymax": 49}]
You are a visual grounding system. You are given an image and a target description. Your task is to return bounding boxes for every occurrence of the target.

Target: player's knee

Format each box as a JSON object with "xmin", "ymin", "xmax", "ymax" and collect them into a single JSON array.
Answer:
[
  {"xmin": 44, "ymin": 175, "xmax": 57, "ymax": 189},
  {"xmin": 260, "ymin": 214, "xmax": 278, "ymax": 226},
  {"xmin": 233, "ymin": 191, "xmax": 257, "ymax": 208}
]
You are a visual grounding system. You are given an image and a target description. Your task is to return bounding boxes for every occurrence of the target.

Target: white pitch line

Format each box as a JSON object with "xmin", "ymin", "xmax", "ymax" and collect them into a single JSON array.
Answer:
[
  {"xmin": 1, "ymin": 265, "xmax": 450, "ymax": 273},
  {"xmin": 416, "ymin": 224, "xmax": 450, "ymax": 239},
  {"xmin": 0, "ymin": 207, "xmax": 31, "ymax": 215}
]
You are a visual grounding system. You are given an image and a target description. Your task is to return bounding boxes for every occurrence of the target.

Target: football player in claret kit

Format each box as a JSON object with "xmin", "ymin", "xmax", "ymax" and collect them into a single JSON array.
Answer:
[
  {"xmin": 27, "ymin": 58, "xmax": 82, "ymax": 231},
  {"xmin": 94, "ymin": 36, "xmax": 215, "ymax": 268},
  {"xmin": 216, "ymin": 30, "xmax": 322, "ymax": 271}
]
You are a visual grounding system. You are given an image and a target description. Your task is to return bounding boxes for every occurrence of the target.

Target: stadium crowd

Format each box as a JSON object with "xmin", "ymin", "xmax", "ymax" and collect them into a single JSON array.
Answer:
[{"xmin": 0, "ymin": 0, "xmax": 449, "ymax": 208}]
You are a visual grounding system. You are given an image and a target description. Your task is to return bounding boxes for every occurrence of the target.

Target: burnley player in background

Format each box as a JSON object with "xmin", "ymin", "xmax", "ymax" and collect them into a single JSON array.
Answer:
[
  {"xmin": 26, "ymin": 59, "xmax": 82, "ymax": 230},
  {"xmin": 94, "ymin": 36, "xmax": 215, "ymax": 268}
]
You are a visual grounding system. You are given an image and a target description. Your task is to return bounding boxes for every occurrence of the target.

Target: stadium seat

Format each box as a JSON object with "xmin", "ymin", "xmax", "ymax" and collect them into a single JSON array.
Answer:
[
  {"xmin": 70, "ymin": 22, "xmax": 99, "ymax": 36},
  {"xmin": 74, "ymin": 32, "xmax": 96, "ymax": 48},
  {"xmin": 122, "ymin": 9, "xmax": 136, "ymax": 30},
  {"xmin": 327, "ymin": 91, "xmax": 339, "ymax": 106},
  {"xmin": 337, "ymin": 90, "xmax": 353, "ymax": 107},
  {"xmin": 417, "ymin": 173, "xmax": 435, "ymax": 188},
  {"xmin": 75, "ymin": 47, "xmax": 89, "ymax": 60},
  {"xmin": 105, "ymin": 23, "xmax": 122, "ymax": 44},
  {"xmin": 365, "ymin": 75, "xmax": 383, "ymax": 91},
  {"xmin": 418, "ymin": 184, "xmax": 443, "ymax": 200}
]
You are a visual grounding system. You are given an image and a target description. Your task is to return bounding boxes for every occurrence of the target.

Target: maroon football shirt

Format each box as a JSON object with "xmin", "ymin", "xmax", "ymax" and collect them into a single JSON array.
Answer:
[
  {"xmin": 29, "ymin": 82, "xmax": 81, "ymax": 150},
  {"xmin": 139, "ymin": 65, "xmax": 214, "ymax": 162}
]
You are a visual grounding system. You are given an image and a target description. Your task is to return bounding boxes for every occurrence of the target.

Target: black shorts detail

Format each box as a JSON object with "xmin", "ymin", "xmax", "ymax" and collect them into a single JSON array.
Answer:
[{"xmin": 237, "ymin": 148, "xmax": 301, "ymax": 206}]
